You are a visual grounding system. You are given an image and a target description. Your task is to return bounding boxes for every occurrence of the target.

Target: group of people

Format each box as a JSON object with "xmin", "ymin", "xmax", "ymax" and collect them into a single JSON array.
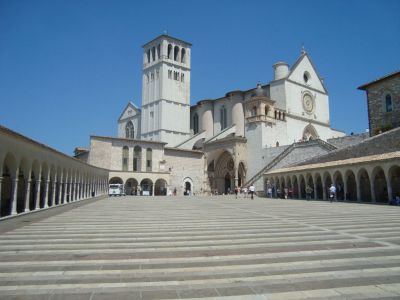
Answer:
[
  {"xmin": 265, "ymin": 183, "xmax": 338, "ymax": 202},
  {"xmin": 232, "ymin": 184, "xmax": 256, "ymax": 199}
]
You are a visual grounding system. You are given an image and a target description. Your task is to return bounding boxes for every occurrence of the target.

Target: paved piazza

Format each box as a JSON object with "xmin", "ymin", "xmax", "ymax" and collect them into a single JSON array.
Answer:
[{"xmin": 1, "ymin": 196, "xmax": 400, "ymax": 300}]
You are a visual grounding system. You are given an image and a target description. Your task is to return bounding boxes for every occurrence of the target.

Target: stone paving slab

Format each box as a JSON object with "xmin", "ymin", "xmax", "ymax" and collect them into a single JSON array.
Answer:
[{"xmin": 0, "ymin": 196, "xmax": 400, "ymax": 299}]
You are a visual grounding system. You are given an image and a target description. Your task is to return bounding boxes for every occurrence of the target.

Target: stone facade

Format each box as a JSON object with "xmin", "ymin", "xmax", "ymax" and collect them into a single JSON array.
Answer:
[{"xmin": 359, "ymin": 71, "xmax": 400, "ymax": 136}]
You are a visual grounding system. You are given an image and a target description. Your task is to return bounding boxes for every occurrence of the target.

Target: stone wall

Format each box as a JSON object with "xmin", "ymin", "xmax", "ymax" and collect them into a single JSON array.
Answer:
[
  {"xmin": 366, "ymin": 74, "xmax": 400, "ymax": 136},
  {"xmin": 296, "ymin": 127, "xmax": 400, "ymax": 166},
  {"xmin": 327, "ymin": 133, "xmax": 369, "ymax": 149},
  {"xmin": 164, "ymin": 148, "xmax": 206, "ymax": 196}
]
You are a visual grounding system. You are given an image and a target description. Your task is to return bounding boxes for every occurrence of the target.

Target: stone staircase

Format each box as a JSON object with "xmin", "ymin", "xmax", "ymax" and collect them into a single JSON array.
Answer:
[
  {"xmin": 0, "ymin": 196, "xmax": 400, "ymax": 299},
  {"xmin": 243, "ymin": 139, "xmax": 337, "ymax": 188}
]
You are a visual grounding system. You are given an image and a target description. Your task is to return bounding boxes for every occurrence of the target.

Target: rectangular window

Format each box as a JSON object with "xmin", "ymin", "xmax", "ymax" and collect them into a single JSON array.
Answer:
[
  {"xmin": 123, "ymin": 158, "xmax": 128, "ymax": 171},
  {"xmin": 146, "ymin": 160, "xmax": 152, "ymax": 171},
  {"xmin": 168, "ymin": 70, "xmax": 172, "ymax": 79}
]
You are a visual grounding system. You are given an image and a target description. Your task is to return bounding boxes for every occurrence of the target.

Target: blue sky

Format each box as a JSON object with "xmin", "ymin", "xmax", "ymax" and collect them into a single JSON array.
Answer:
[{"xmin": 0, "ymin": 0, "xmax": 399, "ymax": 155}]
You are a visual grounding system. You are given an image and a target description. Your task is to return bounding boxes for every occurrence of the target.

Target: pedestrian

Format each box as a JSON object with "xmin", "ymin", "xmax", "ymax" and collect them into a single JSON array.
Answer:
[
  {"xmin": 249, "ymin": 184, "xmax": 255, "ymax": 200},
  {"xmin": 284, "ymin": 187, "xmax": 288, "ymax": 199},
  {"xmin": 243, "ymin": 186, "xmax": 248, "ymax": 198},
  {"xmin": 306, "ymin": 185, "xmax": 313, "ymax": 201},
  {"xmin": 267, "ymin": 187, "xmax": 272, "ymax": 198},
  {"xmin": 234, "ymin": 186, "xmax": 239, "ymax": 199},
  {"xmin": 329, "ymin": 184, "xmax": 336, "ymax": 202}
]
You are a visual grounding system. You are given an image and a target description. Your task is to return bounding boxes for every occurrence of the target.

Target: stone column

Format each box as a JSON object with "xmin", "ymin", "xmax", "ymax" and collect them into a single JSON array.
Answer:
[
  {"xmin": 152, "ymin": 184, "xmax": 155, "ymax": 196},
  {"xmin": 385, "ymin": 170, "xmax": 393, "ymax": 203},
  {"xmin": 322, "ymin": 180, "xmax": 327, "ymax": 201},
  {"xmin": 313, "ymin": 176, "xmax": 318, "ymax": 200},
  {"xmin": 35, "ymin": 180, "xmax": 41, "ymax": 210},
  {"xmin": 77, "ymin": 183, "xmax": 81, "ymax": 200},
  {"xmin": 57, "ymin": 181, "xmax": 62, "ymax": 205},
  {"xmin": 355, "ymin": 174, "xmax": 361, "ymax": 202},
  {"xmin": 343, "ymin": 180, "xmax": 348, "ymax": 201},
  {"xmin": 43, "ymin": 180, "xmax": 49, "ymax": 208},
  {"xmin": 24, "ymin": 180, "xmax": 31, "ymax": 212},
  {"xmin": 11, "ymin": 178, "xmax": 19, "ymax": 215},
  {"xmin": 61, "ymin": 182, "xmax": 66, "ymax": 204},
  {"xmin": 68, "ymin": 182, "xmax": 72, "ymax": 202},
  {"xmin": 50, "ymin": 181, "xmax": 56, "ymax": 207},
  {"xmin": 370, "ymin": 183, "xmax": 376, "ymax": 203}
]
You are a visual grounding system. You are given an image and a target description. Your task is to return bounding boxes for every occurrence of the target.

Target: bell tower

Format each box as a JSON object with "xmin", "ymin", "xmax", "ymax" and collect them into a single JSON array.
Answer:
[{"xmin": 140, "ymin": 35, "xmax": 191, "ymax": 146}]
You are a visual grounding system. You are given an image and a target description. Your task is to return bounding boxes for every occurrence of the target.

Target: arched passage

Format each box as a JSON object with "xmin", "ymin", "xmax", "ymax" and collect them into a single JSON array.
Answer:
[
  {"xmin": 345, "ymin": 170, "xmax": 357, "ymax": 201},
  {"xmin": 125, "ymin": 178, "xmax": 138, "ymax": 195},
  {"xmin": 315, "ymin": 173, "xmax": 323, "ymax": 200},
  {"xmin": 214, "ymin": 151, "xmax": 235, "ymax": 194},
  {"xmin": 307, "ymin": 174, "xmax": 314, "ymax": 199},
  {"xmin": 109, "ymin": 177, "xmax": 123, "ymax": 184},
  {"xmin": 372, "ymin": 167, "xmax": 388, "ymax": 203},
  {"xmin": 140, "ymin": 178, "xmax": 153, "ymax": 196},
  {"xmin": 292, "ymin": 176, "xmax": 299, "ymax": 198},
  {"xmin": 358, "ymin": 169, "xmax": 372, "ymax": 202},
  {"xmin": 333, "ymin": 171, "xmax": 344, "ymax": 201},
  {"xmin": 299, "ymin": 175, "xmax": 306, "ymax": 199},
  {"xmin": 155, "ymin": 179, "xmax": 167, "ymax": 196}
]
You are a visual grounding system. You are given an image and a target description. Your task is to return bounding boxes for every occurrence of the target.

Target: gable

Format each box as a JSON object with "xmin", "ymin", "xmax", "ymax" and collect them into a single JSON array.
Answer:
[
  {"xmin": 287, "ymin": 54, "xmax": 327, "ymax": 94},
  {"xmin": 118, "ymin": 102, "xmax": 141, "ymax": 121}
]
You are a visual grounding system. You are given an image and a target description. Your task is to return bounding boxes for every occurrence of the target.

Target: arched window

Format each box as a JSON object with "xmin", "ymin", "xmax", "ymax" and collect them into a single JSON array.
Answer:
[
  {"xmin": 174, "ymin": 46, "xmax": 179, "ymax": 61},
  {"xmin": 193, "ymin": 113, "xmax": 199, "ymax": 134},
  {"xmin": 151, "ymin": 47, "xmax": 155, "ymax": 61},
  {"xmin": 220, "ymin": 106, "xmax": 227, "ymax": 130},
  {"xmin": 125, "ymin": 121, "xmax": 134, "ymax": 139},
  {"xmin": 167, "ymin": 44, "xmax": 172, "ymax": 59},
  {"xmin": 146, "ymin": 50, "xmax": 150, "ymax": 63},
  {"xmin": 181, "ymin": 48, "xmax": 186, "ymax": 63},
  {"xmin": 157, "ymin": 44, "xmax": 161, "ymax": 59},
  {"xmin": 265, "ymin": 106, "xmax": 269, "ymax": 116},
  {"xmin": 133, "ymin": 146, "xmax": 141, "ymax": 171},
  {"xmin": 276, "ymin": 141, "xmax": 280, "ymax": 147},
  {"xmin": 181, "ymin": 73, "xmax": 184, "ymax": 82},
  {"xmin": 146, "ymin": 148, "xmax": 152, "ymax": 172},
  {"xmin": 251, "ymin": 106, "xmax": 257, "ymax": 117},
  {"xmin": 386, "ymin": 94, "xmax": 393, "ymax": 112},
  {"xmin": 122, "ymin": 146, "xmax": 129, "ymax": 171}
]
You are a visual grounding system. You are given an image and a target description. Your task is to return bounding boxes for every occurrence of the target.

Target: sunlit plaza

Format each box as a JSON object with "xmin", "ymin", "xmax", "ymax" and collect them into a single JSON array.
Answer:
[{"xmin": 1, "ymin": 195, "xmax": 400, "ymax": 299}]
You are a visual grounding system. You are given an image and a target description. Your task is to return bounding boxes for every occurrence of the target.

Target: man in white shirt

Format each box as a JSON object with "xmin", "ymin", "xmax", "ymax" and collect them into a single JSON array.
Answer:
[
  {"xmin": 249, "ymin": 184, "xmax": 255, "ymax": 200},
  {"xmin": 329, "ymin": 184, "xmax": 336, "ymax": 202}
]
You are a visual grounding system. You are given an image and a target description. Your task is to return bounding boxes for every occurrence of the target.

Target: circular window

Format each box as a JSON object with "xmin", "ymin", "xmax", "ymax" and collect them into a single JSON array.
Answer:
[
  {"xmin": 302, "ymin": 93, "xmax": 315, "ymax": 114},
  {"xmin": 303, "ymin": 71, "xmax": 311, "ymax": 84}
]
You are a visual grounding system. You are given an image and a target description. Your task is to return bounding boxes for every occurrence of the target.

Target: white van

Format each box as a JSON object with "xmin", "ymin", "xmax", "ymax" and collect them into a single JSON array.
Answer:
[{"xmin": 109, "ymin": 184, "xmax": 125, "ymax": 196}]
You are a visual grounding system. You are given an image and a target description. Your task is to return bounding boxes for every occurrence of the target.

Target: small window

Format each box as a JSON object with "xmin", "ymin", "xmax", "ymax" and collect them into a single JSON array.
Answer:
[
  {"xmin": 147, "ymin": 50, "xmax": 150, "ymax": 63},
  {"xmin": 181, "ymin": 73, "xmax": 184, "ymax": 82},
  {"xmin": 174, "ymin": 46, "xmax": 179, "ymax": 61},
  {"xmin": 167, "ymin": 44, "xmax": 172, "ymax": 59},
  {"xmin": 156, "ymin": 69, "xmax": 159, "ymax": 79},
  {"xmin": 303, "ymin": 71, "xmax": 310, "ymax": 84},
  {"xmin": 150, "ymin": 72, "xmax": 154, "ymax": 81},
  {"xmin": 276, "ymin": 141, "xmax": 280, "ymax": 147},
  {"xmin": 168, "ymin": 70, "xmax": 172, "ymax": 79},
  {"xmin": 251, "ymin": 106, "xmax": 257, "ymax": 117},
  {"xmin": 150, "ymin": 111, "xmax": 154, "ymax": 118},
  {"xmin": 157, "ymin": 44, "xmax": 161, "ymax": 59},
  {"xmin": 151, "ymin": 47, "xmax": 155, "ymax": 61},
  {"xmin": 193, "ymin": 113, "xmax": 199, "ymax": 134},
  {"xmin": 386, "ymin": 94, "xmax": 393, "ymax": 112}
]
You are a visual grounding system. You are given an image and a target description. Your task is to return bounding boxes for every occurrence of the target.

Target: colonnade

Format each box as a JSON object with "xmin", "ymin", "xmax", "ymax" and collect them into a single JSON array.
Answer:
[
  {"xmin": 264, "ymin": 154, "xmax": 400, "ymax": 203},
  {"xmin": 0, "ymin": 126, "xmax": 109, "ymax": 219}
]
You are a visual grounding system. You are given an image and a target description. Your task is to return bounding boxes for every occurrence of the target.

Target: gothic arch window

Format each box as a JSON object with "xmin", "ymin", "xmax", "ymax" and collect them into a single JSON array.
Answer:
[
  {"xmin": 385, "ymin": 94, "xmax": 393, "ymax": 112},
  {"xmin": 220, "ymin": 106, "xmax": 227, "ymax": 130},
  {"xmin": 133, "ymin": 146, "xmax": 142, "ymax": 171},
  {"xmin": 125, "ymin": 121, "xmax": 134, "ymax": 139},
  {"xmin": 146, "ymin": 148, "xmax": 152, "ymax": 172},
  {"xmin": 303, "ymin": 124, "xmax": 319, "ymax": 141},
  {"xmin": 174, "ymin": 46, "xmax": 180, "ymax": 61},
  {"xmin": 251, "ymin": 106, "xmax": 257, "ymax": 117},
  {"xmin": 157, "ymin": 44, "xmax": 161, "ymax": 59},
  {"xmin": 167, "ymin": 44, "xmax": 172, "ymax": 59},
  {"xmin": 193, "ymin": 113, "xmax": 199, "ymax": 134},
  {"xmin": 181, "ymin": 48, "xmax": 186, "ymax": 63},
  {"xmin": 122, "ymin": 146, "xmax": 129, "ymax": 171},
  {"xmin": 151, "ymin": 47, "xmax": 155, "ymax": 61}
]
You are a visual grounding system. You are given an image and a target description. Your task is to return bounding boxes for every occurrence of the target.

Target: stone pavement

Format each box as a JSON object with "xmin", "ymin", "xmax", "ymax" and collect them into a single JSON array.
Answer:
[{"xmin": 0, "ymin": 196, "xmax": 400, "ymax": 300}]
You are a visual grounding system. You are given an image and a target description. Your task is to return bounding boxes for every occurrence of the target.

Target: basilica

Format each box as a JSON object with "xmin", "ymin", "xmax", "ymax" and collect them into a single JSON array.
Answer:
[{"xmin": 75, "ymin": 34, "xmax": 345, "ymax": 195}]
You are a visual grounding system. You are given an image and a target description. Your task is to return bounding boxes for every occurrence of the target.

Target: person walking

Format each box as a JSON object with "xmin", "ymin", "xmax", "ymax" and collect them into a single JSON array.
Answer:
[
  {"xmin": 306, "ymin": 185, "xmax": 313, "ymax": 201},
  {"xmin": 243, "ymin": 186, "xmax": 248, "ymax": 198},
  {"xmin": 234, "ymin": 186, "xmax": 239, "ymax": 199},
  {"xmin": 329, "ymin": 184, "xmax": 336, "ymax": 202},
  {"xmin": 249, "ymin": 184, "xmax": 255, "ymax": 200}
]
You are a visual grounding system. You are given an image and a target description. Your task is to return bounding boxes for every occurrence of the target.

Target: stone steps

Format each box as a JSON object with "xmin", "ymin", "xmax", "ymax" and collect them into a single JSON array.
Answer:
[{"xmin": 0, "ymin": 196, "xmax": 399, "ymax": 299}]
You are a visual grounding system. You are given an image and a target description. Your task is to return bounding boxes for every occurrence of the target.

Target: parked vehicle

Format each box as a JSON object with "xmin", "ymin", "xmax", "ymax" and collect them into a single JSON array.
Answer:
[{"xmin": 109, "ymin": 184, "xmax": 125, "ymax": 196}]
